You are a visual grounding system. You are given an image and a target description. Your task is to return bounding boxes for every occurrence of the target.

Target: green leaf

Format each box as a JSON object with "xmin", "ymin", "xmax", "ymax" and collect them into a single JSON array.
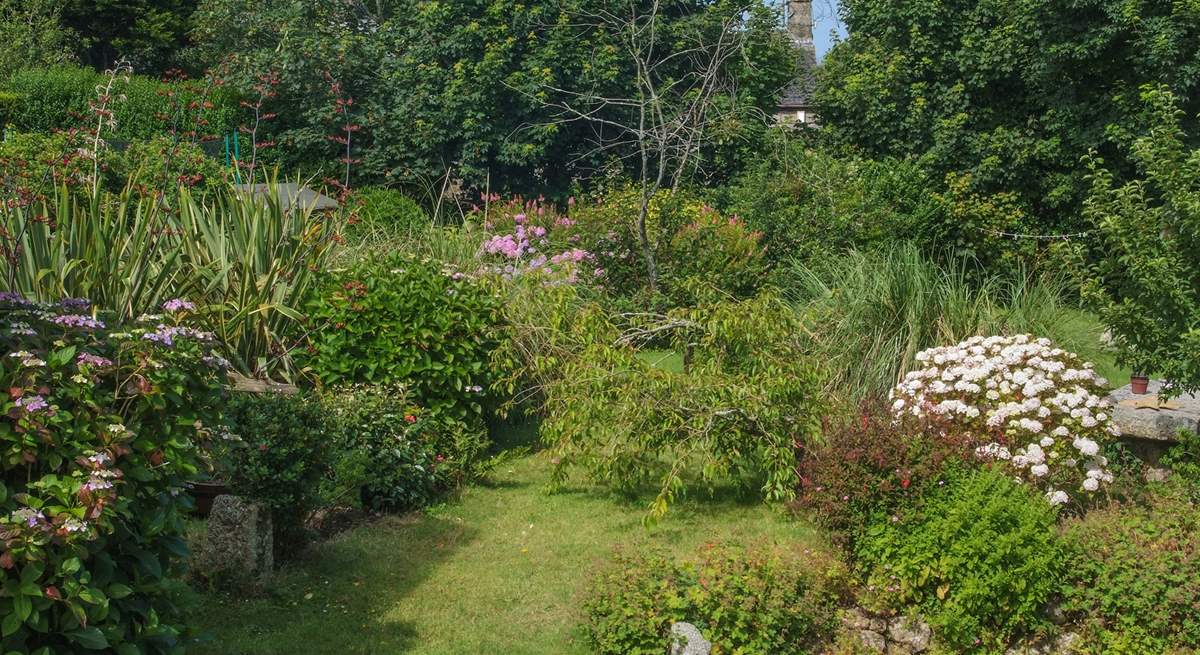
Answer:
[
  {"xmin": 68, "ymin": 627, "xmax": 109, "ymax": 650},
  {"xmin": 1, "ymin": 611, "xmax": 21, "ymax": 637}
]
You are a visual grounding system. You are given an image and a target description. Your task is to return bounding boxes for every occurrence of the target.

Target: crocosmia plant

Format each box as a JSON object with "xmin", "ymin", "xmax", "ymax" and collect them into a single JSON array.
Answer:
[
  {"xmin": 0, "ymin": 293, "xmax": 225, "ymax": 652},
  {"xmin": 889, "ymin": 335, "xmax": 1118, "ymax": 506}
]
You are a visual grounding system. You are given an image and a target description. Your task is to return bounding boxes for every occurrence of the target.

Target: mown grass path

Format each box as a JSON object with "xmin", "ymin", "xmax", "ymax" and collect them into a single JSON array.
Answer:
[{"xmin": 188, "ymin": 448, "xmax": 820, "ymax": 655}]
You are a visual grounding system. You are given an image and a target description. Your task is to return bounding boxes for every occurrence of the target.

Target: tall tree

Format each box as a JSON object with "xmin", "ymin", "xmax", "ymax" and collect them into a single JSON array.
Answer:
[
  {"xmin": 187, "ymin": 0, "xmax": 794, "ymax": 198},
  {"xmin": 0, "ymin": 0, "xmax": 75, "ymax": 77},
  {"xmin": 815, "ymin": 0, "xmax": 1200, "ymax": 232},
  {"xmin": 61, "ymin": 0, "xmax": 199, "ymax": 74}
]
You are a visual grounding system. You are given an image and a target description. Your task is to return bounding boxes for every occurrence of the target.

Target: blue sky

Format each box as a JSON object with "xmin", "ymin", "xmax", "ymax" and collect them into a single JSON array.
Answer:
[{"xmin": 808, "ymin": 0, "xmax": 846, "ymax": 59}]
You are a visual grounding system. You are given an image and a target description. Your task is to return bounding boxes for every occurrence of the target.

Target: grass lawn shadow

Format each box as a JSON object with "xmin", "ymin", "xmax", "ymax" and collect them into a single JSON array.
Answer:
[{"xmin": 186, "ymin": 514, "xmax": 478, "ymax": 655}]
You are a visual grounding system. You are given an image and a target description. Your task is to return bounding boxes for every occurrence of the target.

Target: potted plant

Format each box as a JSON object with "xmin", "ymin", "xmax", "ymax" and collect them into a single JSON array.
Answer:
[
  {"xmin": 1130, "ymin": 372, "xmax": 1150, "ymax": 395},
  {"xmin": 189, "ymin": 421, "xmax": 239, "ymax": 517}
]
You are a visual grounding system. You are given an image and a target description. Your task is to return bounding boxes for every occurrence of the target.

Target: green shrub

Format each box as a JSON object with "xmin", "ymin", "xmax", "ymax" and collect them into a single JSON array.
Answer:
[
  {"xmin": 794, "ymin": 404, "xmax": 974, "ymax": 544},
  {"xmin": 720, "ymin": 142, "xmax": 943, "ymax": 268},
  {"xmin": 2, "ymin": 65, "xmax": 241, "ymax": 141},
  {"xmin": 221, "ymin": 392, "xmax": 333, "ymax": 551},
  {"xmin": 856, "ymin": 469, "xmax": 1066, "ymax": 650},
  {"xmin": 2, "ymin": 177, "xmax": 338, "ymax": 380},
  {"xmin": 564, "ymin": 188, "xmax": 766, "ymax": 307},
  {"xmin": 530, "ymin": 292, "xmax": 823, "ymax": 518},
  {"xmin": 304, "ymin": 254, "xmax": 501, "ymax": 427},
  {"xmin": 322, "ymin": 385, "xmax": 490, "ymax": 513},
  {"xmin": 1078, "ymin": 84, "xmax": 1200, "ymax": 395},
  {"xmin": 1061, "ymin": 488, "xmax": 1200, "ymax": 652},
  {"xmin": 0, "ymin": 294, "xmax": 224, "ymax": 653},
  {"xmin": 350, "ymin": 187, "xmax": 429, "ymax": 233},
  {"xmin": 1160, "ymin": 430, "xmax": 1200, "ymax": 499},
  {"xmin": 585, "ymin": 542, "xmax": 848, "ymax": 655}
]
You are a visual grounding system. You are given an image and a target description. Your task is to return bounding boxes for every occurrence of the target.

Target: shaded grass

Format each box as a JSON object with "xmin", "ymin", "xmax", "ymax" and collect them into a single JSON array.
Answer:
[{"xmin": 185, "ymin": 450, "xmax": 822, "ymax": 655}]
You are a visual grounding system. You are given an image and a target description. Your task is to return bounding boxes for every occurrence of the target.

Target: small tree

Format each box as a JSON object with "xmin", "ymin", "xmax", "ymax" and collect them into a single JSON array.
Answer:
[
  {"xmin": 1079, "ymin": 84, "xmax": 1200, "ymax": 394},
  {"xmin": 537, "ymin": 1, "xmax": 784, "ymax": 292}
]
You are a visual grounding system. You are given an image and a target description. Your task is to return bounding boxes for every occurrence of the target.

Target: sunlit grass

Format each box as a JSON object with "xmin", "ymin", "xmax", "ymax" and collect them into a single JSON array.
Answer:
[{"xmin": 186, "ymin": 436, "xmax": 822, "ymax": 655}]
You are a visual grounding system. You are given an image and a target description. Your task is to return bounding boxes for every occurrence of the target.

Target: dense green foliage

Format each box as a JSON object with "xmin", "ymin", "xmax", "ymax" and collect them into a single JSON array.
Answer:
[
  {"xmin": 60, "ymin": 0, "xmax": 198, "ymax": 73},
  {"xmin": 816, "ymin": 0, "xmax": 1200, "ymax": 233},
  {"xmin": 585, "ymin": 542, "xmax": 848, "ymax": 655},
  {"xmin": 1061, "ymin": 486, "xmax": 1200, "ymax": 652},
  {"xmin": 1, "ymin": 179, "xmax": 337, "ymax": 379},
  {"xmin": 2, "ymin": 66, "xmax": 241, "ymax": 142},
  {"xmin": 222, "ymin": 392, "xmax": 332, "ymax": 551},
  {"xmin": 305, "ymin": 255, "xmax": 500, "ymax": 421},
  {"xmin": 522, "ymin": 291, "xmax": 823, "ymax": 518},
  {"xmin": 188, "ymin": 0, "xmax": 793, "ymax": 195},
  {"xmin": 349, "ymin": 187, "xmax": 429, "ymax": 234},
  {"xmin": 324, "ymin": 385, "xmax": 491, "ymax": 513},
  {"xmin": 0, "ymin": 0, "xmax": 75, "ymax": 76},
  {"xmin": 857, "ymin": 470, "xmax": 1065, "ymax": 650},
  {"xmin": 0, "ymin": 296, "xmax": 224, "ymax": 653},
  {"xmin": 1079, "ymin": 85, "xmax": 1200, "ymax": 394}
]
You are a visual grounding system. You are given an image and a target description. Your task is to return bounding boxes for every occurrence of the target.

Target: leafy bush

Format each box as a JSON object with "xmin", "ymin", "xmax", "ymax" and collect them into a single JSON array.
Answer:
[
  {"xmin": 2, "ymin": 65, "xmax": 241, "ymax": 141},
  {"xmin": 532, "ymin": 292, "xmax": 823, "ymax": 518},
  {"xmin": 305, "ymin": 253, "xmax": 501, "ymax": 426},
  {"xmin": 349, "ymin": 187, "xmax": 429, "ymax": 234},
  {"xmin": 794, "ymin": 404, "xmax": 974, "ymax": 543},
  {"xmin": 0, "ymin": 294, "xmax": 224, "ymax": 653},
  {"xmin": 856, "ymin": 469, "xmax": 1066, "ymax": 650},
  {"xmin": 720, "ymin": 140, "xmax": 942, "ymax": 267},
  {"xmin": 568, "ymin": 188, "xmax": 767, "ymax": 306},
  {"xmin": 585, "ymin": 542, "xmax": 848, "ymax": 655},
  {"xmin": 221, "ymin": 392, "xmax": 333, "ymax": 551},
  {"xmin": 322, "ymin": 385, "xmax": 490, "ymax": 513},
  {"xmin": 1061, "ymin": 487, "xmax": 1200, "ymax": 652},
  {"xmin": 1160, "ymin": 430, "xmax": 1200, "ymax": 499},
  {"xmin": 1078, "ymin": 84, "xmax": 1200, "ymax": 395},
  {"xmin": 892, "ymin": 334, "xmax": 1118, "ymax": 506}
]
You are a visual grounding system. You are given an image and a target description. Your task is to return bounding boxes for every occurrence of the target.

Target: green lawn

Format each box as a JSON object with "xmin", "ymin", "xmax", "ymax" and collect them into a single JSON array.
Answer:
[{"xmin": 186, "ymin": 437, "xmax": 821, "ymax": 655}]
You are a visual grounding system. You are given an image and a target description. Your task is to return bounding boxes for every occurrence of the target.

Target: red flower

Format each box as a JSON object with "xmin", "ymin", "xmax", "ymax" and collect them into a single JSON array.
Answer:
[
  {"xmin": 44, "ymin": 585, "xmax": 61, "ymax": 600},
  {"xmin": 404, "ymin": 415, "xmax": 417, "ymax": 424}
]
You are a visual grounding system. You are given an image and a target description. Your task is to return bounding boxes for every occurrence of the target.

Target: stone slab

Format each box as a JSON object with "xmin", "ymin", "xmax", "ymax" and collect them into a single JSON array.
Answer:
[{"xmin": 1108, "ymin": 380, "xmax": 1197, "ymax": 443}]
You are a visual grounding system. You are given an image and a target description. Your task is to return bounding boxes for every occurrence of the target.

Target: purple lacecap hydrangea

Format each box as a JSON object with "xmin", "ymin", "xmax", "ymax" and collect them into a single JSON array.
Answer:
[
  {"xmin": 142, "ymin": 324, "xmax": 212, "ymax": 347},
  {"xmin": 76, "ymin": 352, "xmax": 114, "ymax": 368},
  {"xmin": 0, "ymin": 291, "xmax": 34, "ymax": 307},
  {"xmin": 52, "ymin": 314, "xmax": 105, "ymax": 330},
  {"xmin": 60, "ymin": 297, "xmax": 92, "ymax": 310},
  {"xmin": 161, "ymin": 298, "xmax": 197, "ymax": 313},
  {"xmin": 15, "ymin": 395, "xmax": 48, "ymax": 412}
]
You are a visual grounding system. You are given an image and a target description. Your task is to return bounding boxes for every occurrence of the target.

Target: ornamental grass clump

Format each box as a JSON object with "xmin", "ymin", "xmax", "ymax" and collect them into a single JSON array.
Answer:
[
  {"xmin": 0, "ymin": 293, "xmax": 225, "ymax": 653},
  {"xmin": 890, "ymin": 335, "xmax": 1117, "ymax": 506}
]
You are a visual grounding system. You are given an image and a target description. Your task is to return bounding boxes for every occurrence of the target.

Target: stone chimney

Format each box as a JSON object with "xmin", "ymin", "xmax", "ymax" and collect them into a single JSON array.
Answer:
[
  {"xmin": 777, "ymin": 0, "xmax": 818, "ymax": 124},
  {"xmin": 785, "ymin": 0, "xmax": 815, "ymax": 52}
]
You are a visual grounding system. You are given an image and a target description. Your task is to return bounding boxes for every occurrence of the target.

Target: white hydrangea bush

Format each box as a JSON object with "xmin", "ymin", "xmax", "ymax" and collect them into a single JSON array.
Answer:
[{"xmin": 889, "ymin": 334, "xmax": 1119, "ymax": 506}]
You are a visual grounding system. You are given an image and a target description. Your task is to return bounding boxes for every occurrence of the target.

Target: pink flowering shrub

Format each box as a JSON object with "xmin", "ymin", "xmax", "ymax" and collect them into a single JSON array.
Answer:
[
  {"xmin": 0, "ymin": 293, "xmax": 224, "ymax": 652},
  {"xmin": 472, "ymin": 196, "xmax": 602, "ymax": 284},
  {"xmin": 889, "ymin": 334, "xmax": 1118, "ymax": 506}
]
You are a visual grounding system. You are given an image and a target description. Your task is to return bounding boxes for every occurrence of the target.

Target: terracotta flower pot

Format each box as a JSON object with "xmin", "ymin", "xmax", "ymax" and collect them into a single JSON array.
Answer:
[
  {"xmin": 1130, "ymin": 374, "xmax": 1150, "ymax": 395},
  {"xmin": 189, "ymin": 480, "xmax": 230, "ymax": 517}
]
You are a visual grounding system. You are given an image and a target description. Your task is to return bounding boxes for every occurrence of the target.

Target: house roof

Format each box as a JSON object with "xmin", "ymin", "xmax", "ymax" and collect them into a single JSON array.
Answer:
[{"xmin": 779, "ymin": 38, "xmax": 818, "ymax": 109}]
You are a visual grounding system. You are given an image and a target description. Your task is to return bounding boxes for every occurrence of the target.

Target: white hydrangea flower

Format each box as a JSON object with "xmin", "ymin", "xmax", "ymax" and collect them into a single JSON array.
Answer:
[{"xmin": 891, "ymin": 334, "xmax": 1117, "ymax": 506}]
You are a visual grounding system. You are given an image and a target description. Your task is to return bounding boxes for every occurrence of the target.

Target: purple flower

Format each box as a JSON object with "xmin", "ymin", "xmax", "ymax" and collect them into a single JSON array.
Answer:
[
  {"xmin": 161, "ymin": 298, "xmax": 197, "ymax": 313},
  {"xmin": 0, "ymin": 291, "xmax": 34, "ymax": 307},
  {"xmin": 60, "ymin": 297, "xmax": 91, "ymax": 310},
  {"xmin": 76, "ymin": 352, "xmax": 114, "ymax": 368},
  {"xmin": 142, "ymin": 324, "xmax": 211, "ymax": 347},
  {"xmin": 52, "ymin": 314, "xmax": 105, "ymax": 330},
  {"xmin": 15, "ymin": 395, "xmax": 48, "ymax": 413}
]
